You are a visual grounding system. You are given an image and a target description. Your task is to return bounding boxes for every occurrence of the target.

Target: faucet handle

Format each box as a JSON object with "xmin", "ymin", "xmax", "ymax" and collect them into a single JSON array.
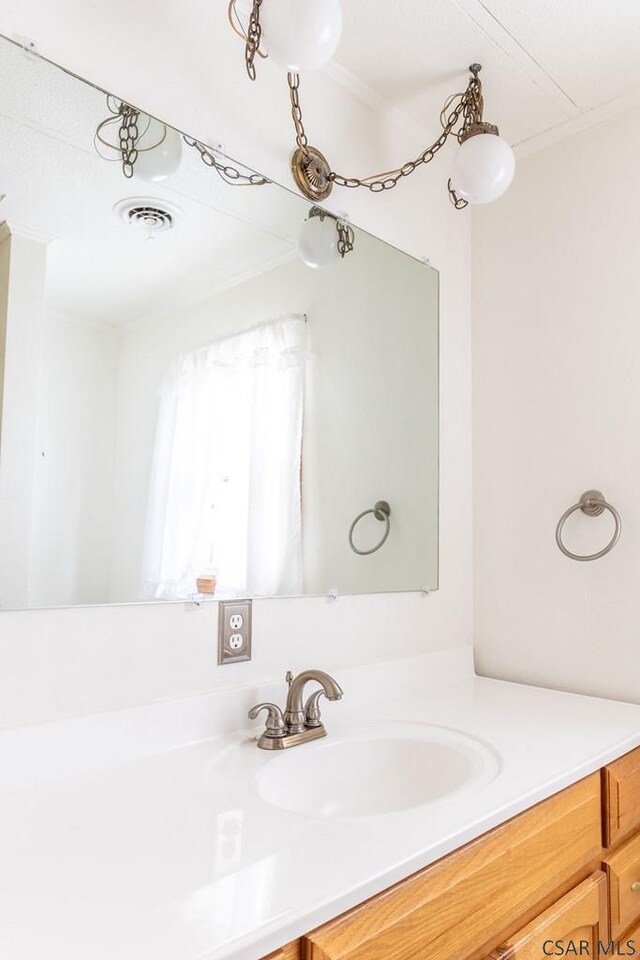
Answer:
[
  {"xmin": 248, "ymin": 702, "xmax": 286, "ymax": 739},
  {"xmin": 304, "ymin": 690, "xmax": 325, "ymax": 728}
]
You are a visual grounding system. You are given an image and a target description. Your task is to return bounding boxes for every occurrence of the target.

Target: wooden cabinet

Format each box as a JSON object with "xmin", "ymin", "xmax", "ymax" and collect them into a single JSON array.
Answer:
[
  {"xmin": 302, "ymin": 776, "xmax": 601, "ymax": 960},
  {"xmin": 483, "ymin": 872, "xmax": 608, "ymax": 960},
  {"xmin": 604, "ymin": 830, "xmax": 640, "ymax": 938},
  {"xmin": 603, "ymin": 746, "xmax": 640, "ymax": 847}
]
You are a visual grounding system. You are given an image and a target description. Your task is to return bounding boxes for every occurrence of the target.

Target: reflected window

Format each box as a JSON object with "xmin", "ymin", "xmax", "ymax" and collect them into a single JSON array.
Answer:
[{"xmin": 142, "ymin": 317, "xmax": 307, "ymax": 599}]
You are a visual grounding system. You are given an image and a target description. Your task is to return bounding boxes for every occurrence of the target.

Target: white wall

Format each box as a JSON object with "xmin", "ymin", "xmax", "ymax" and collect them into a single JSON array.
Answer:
[
  {"xmin": 29, "ymin": 313, "xmax": 119, "ymax": 607},
  {"xmin": 112, "ymin": 232, "xmax": 437, "ymax": 601},
  {"xmin": 473, "ymin": 105, "xmax": 640, "ymax": 702},
  {"xmin": 0, "ymin": 1, "xmax": 472, "ymax": 729}
]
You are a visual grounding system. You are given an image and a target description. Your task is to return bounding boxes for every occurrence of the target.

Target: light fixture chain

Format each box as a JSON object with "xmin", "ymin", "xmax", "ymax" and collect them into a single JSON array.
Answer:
[
  {"xmin": 245, "ymin": 0, "xmax": 263, "ymax": 80},
  {"xmin": 183, "ymin": 137, "xmax": 269, "ymax": 186},
  {"xmin": 117, "ymin": 102, "xmax": 140, "ymax": 178},
  {"xmin": 336, "ymin": 220, "xmax": 355, "ymax": 258},
  {"xmin": 287, "ymin": 72, "xmax": 310, "ymax": 156},
  {"xmin": 447, "ymin": 179, "xmax": 469, "ymax": 209},
  {"xmin": 329, "ymin": 96, "xmax": 467, "ymax": 192}
]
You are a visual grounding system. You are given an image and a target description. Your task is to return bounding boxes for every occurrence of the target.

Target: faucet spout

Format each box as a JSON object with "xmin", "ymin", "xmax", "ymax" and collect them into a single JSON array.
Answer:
[{"xmin": 284, "ymin": 669, "xmax": 343, "ymax": 733}]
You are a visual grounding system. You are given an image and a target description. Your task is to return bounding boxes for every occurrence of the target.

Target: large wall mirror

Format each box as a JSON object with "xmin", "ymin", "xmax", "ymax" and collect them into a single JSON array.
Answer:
[{"xmin": 0, "ymin": 35, "xmax": 439, "ymax": 611}]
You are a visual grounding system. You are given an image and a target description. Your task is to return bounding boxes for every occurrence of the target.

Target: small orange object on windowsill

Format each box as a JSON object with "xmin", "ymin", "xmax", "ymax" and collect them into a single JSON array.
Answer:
[{"xmin": 196, "ymin": 574, "xmax": 217, "ymax": 595}]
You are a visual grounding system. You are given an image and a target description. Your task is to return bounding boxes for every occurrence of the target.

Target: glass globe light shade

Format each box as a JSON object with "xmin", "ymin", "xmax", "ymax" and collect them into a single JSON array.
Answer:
[
  {"xmin": 297, "ymin": 215, "xmax": 340, "ymax": 268},
  {"xmin": 451, "ymin": 132, "xmax": 515, "ymax": 204},
  {"xmin": 260, "ymin": 0, "xmax": 342, "ymax": 72},
  {"xmin": 133, "ymin": 116, "xmax": 183, "ymax": 182}
]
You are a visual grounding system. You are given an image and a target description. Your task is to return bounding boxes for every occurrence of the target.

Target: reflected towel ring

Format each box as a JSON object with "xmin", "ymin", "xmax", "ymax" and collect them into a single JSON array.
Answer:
[
  {"xmin": 349, "ymin": 500, "xmax": 391, "ymax": 556},
  {"xmin": 555, "ymin": 490, "xmax": 621, "ymax": 562}
]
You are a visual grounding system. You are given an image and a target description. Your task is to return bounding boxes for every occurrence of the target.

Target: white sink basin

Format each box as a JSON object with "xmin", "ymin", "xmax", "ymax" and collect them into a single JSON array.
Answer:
[{"xmin": 255, "ymin": 723, "xmax": 500, "ymax": 818}]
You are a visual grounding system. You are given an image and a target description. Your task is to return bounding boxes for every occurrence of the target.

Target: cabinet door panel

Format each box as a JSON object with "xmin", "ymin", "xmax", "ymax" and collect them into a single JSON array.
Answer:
[
  {"xmin": 484, "ymin": 872, "xmax": 608, "ymax": 960},
  {"xmin": 603, "ymin": 747, "xmax": 640, "ymax": 847},
  {"xmin": 604, "ymin": 831, "xmax": 640, "ymax": 938}
]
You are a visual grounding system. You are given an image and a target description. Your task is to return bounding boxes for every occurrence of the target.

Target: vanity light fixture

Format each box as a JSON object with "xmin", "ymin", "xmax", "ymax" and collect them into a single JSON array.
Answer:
[
  {"xmin": 95, "ymin": 98, "xmax": 182, "ymax": 181},
  {"xmin": 297, "ymin": 206, "xmax": 354, "ymax": 268},
  {"xmin": 228, "ymin": 0, "xmax": 515, "ymax": 208},
  {"xmin": 94, "ymin": 96, "xmax": 269, "ymax": 186}
]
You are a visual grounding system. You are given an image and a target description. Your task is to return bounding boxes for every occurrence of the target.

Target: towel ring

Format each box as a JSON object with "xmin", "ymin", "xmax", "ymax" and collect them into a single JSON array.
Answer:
[
  {"xmin": 349, "ymin": 500, "xmax": 391, "ymax": 556},
  {"xmin": 555, "ymin": 490, "xmax": 621, "ymax": 562}
]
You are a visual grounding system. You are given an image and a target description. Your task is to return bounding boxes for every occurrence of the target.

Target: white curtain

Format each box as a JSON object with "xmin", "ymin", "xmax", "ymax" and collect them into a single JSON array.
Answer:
[{"xmin": 142, "ymin": 316, "xmax": 307, "ymax": 600}]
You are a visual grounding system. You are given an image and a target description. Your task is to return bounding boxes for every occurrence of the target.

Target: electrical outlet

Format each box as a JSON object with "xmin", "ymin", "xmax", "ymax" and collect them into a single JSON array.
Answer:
[{"xmin": 218, "ymin": 600, "xmax": 252, "ymax": 664}]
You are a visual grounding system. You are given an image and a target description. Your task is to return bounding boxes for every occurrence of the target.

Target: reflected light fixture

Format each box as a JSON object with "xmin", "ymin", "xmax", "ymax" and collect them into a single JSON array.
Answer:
[
  {"xmin": 228, "ymin": 0, "xmax": 515, "ymax": 208},
  {"xmin": 95, "ymin": 98, "xmax": 182, "ymax": 181},
  {"xmin": 297, "ymin": 206, "xmax": 354, "ymax": 268},
  {"xmin": 94, "ymin": 96, "xmax": 269, "ymax": 187}
]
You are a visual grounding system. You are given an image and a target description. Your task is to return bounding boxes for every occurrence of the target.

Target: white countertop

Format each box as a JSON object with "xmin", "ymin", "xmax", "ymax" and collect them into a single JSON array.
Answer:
[{"xmin": 2, "ymin": 646, "xmax": 640, "ymax": 960}]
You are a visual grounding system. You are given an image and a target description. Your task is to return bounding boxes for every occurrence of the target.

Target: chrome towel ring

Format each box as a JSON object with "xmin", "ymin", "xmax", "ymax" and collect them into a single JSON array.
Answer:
[
  {"xmin": 348, "ymin": 500, "xmax": 391, "ymax": 556},
  {"xmin": 555, "ymin": 490, "xmax": 621, "ymax": 562}
]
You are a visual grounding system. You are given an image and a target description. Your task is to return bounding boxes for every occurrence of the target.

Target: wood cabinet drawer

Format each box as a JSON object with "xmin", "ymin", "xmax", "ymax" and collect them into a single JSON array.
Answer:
[
  {"xmin": 604, "ymin": 832, "xmax": 640, "ymax": 938},
  {"xmin": 483, "ymin": 872, "xmax": 608, "ymax": 960},
  {"xmin": 303, "ymin": 775, "xmax": 602, "ymax": 960},
  {"xmin": 603, "ymin": 747, "xmax": 640, "ymax": 847},
  {"xmin": 612, "ymin": 918, "xmax": 640, "ymax": 956}
]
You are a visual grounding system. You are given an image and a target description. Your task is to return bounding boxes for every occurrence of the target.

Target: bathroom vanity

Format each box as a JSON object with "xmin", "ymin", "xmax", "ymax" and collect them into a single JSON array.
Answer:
[
  {"xmin": 269, "ymin": 750, "xmax": 640, "ymax": 960},
  {"xmin": 2, "ymin": 647, "xmax": 640, "ymax": 960}
]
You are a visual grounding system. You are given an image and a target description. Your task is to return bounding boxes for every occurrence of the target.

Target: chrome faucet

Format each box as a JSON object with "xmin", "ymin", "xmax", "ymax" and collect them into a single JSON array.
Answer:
[{"xmin": 248, "ymin": 669, "xmax": 343, "ymax": 750}]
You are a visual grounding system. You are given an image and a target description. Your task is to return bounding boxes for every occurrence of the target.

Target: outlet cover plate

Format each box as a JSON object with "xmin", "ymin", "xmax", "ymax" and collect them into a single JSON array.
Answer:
[{"xmin": 218, "ymin": 599, "xmax": 252, "ymax": 664}]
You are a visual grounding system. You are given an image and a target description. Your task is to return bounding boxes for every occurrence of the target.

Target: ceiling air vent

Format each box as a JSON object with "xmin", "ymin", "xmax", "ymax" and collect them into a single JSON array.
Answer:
[{"xmin": 113, "ymin": 197, "xmax": 182, "ymax": 238}]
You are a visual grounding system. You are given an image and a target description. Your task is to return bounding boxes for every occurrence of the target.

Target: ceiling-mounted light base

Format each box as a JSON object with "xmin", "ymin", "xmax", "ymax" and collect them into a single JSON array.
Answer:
[
  {"xmin": 460, "ymin": 121, "xmax": 499, "ymax": 143},
  {"xmin": 291, "ymin": 145, "xmax": 333, "ymax": 201}
]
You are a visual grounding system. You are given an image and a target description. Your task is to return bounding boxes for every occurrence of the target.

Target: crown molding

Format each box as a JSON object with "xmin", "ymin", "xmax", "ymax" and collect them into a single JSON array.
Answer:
[
  {"xmin": 0, "ymin": 218, "xmax": 53, "ymax": 244},
  {"xmin": 514, "ymin": 86, "xmax": 640, "ymax": 158}
]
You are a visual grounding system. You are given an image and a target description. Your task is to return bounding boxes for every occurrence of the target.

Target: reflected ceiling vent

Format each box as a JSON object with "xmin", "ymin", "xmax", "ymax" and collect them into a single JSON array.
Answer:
[{"xmin": 113, "ymin": 197, "xmax": 182, "ymax": 240}]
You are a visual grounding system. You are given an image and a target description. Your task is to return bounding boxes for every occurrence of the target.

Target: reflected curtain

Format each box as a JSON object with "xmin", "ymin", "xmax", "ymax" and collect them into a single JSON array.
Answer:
[{"xmin": 142, "ymin": 316, "xmax": 307, "ymax": 599}]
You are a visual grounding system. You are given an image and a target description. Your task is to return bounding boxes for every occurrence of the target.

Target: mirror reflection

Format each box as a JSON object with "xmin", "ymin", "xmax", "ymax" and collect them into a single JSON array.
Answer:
[{"xmin": 0, "ymin": 37, "xmax": 438, "ymax": 610}]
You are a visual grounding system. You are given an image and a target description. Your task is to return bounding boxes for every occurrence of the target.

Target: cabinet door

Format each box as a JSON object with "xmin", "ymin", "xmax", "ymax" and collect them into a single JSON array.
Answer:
[
  {"xmin": 603, "ymin": 747, "xmax": 640, "ymax": 847},
  {"xmin": 604, "ymin": 831, "xmax": 640, "ymax": 939},
  {"xmin": 484, "ymin": 873, "xmax": 608, "ymax": 960}
]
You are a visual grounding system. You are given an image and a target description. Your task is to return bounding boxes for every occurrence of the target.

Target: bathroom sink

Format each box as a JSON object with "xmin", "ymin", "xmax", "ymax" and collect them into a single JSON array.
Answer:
[{"xmin": 255, "ymin": 723, "xmax": 500, "ymax": 818}]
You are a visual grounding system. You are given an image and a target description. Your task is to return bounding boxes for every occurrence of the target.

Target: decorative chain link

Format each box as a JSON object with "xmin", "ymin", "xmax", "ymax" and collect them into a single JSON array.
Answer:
[
  {"xmin": 309, "ymin": 207, "xmax": 355, "ymax": 258},
  {"xmin": 336, "ymin": 220, "xmax": 355, "ymax": 257},
  {"xmin": 288, "ymin": 72, "xmax": 309, "ymax": 156},
  {"xmin": 245, "ymin": 0, "xmax": 263, "ymax": 81},
  {"xmin": 183, "ymin": 137, "xmax": 269, "ymax": 186},
  {"xmin": 447, "ymin": 180, "xmax": 468, "ymax": 209},
  {"xmin": 117, "ymin": 103, "xmax": 140, "ymax": 178}
]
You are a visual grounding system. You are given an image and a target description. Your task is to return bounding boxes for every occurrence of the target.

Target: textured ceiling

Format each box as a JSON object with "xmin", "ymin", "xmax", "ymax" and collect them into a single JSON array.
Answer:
[{"xmin": 330, "ymin": 0, "xmax": 640, "ymax": 154}]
